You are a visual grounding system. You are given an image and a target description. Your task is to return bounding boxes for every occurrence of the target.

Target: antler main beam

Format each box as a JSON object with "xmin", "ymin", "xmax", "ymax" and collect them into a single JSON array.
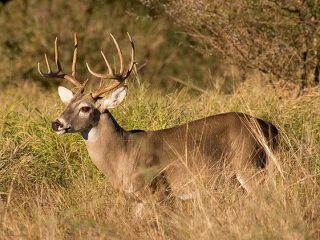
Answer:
[
  {"xmin": 86, "ymin": 33, "xmax": 135, "ymax": 99},
  {"xmin": 38, "ymin": 33, "xmax": 86, "ymax": 91}
]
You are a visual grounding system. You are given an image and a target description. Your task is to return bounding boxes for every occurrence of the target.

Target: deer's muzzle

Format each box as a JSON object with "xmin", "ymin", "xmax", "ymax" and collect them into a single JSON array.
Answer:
[
  {"xmin": 52, "ymin": 119, "xmax": 63, "ymax": 131},
  {"xmin": 52, "ymin": 119, "xmax": 71, "ymax": 134}
]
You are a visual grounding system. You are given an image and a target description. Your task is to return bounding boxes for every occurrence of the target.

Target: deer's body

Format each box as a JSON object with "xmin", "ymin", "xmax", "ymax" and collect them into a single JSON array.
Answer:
[
  {"xmin": 38, "ymin": 33, "xmax": 279, "ymax": 205},
  {"xmin": 82, "ymin": 110, "xmax": 278, "ymax": 198}
]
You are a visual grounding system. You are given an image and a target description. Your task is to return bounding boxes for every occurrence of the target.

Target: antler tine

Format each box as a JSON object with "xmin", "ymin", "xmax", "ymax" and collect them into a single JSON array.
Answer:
[
  {"xmin": 124, "ymin": 32, "xmax": 135, "ymax": 78},
  {"xmin": 110, "ymin": 33, "xmax": 124, "ymax": 74},
  {"xmin": 86, "ymin": 51, "xmax": 112, "ymax": 79},
  {"xmin": 38, "ymin": 35, "xmax": 83, "ymax": 90},
  {"xmin": 88, "ymin": 33, "xmax": 136, "ymax": 99},
  {"xmin": 44, "ymin": 54, "xmax": 51, "ymax": 73},
  {"xmin": 71, "ymin": 33, "xmax": 78, "ymax": 78},
  {"xmin": 101, "ymin": 51, "xmax": 113, "ymax": 75},
  {"xmin": 86, "ymin": 50, "xmax": 114, "ymax": 78},
  {"xmin": 38, "ymin": 53, "xmax": 51, "ymax": 76},
  {"xmin": 54, "ymin": 37, "xmax": 62, "ymax": 72}
]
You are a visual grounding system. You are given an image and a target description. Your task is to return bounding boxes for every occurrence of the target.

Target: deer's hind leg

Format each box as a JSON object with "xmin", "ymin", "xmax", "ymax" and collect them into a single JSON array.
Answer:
[{"xmin": 232, "ymin": 139, "xmax": 267, "ymax": 193}]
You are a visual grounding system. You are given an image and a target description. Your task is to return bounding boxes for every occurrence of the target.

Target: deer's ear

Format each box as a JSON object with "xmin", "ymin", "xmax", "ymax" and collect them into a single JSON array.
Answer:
[
  {"xmin": 101, "ymin": 86, "xmax": 128, "ymax": 109},
  {"xmin": 58, "ymin": 86, "xmax": 74, "ymax": 105}
]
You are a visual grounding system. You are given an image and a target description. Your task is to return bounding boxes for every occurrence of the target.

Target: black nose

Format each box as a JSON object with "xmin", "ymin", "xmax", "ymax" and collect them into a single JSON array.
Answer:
[{"xmin": 52, "ymin": 119, "xmax": 63, "ymax": 131}]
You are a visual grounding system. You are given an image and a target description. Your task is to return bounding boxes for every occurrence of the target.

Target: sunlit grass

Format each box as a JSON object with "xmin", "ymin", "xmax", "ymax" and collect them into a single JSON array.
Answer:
[{"xmin": 0, "ymin": 81, "xmax": 319, "ymax": 239}]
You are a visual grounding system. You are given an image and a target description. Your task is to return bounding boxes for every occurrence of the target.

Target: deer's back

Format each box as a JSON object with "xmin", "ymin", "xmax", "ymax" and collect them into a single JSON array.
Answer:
[
  {"xmin": 152, "ymin": 112, "xmax": 276, "ymax": 159},
  {"xmin": 124, "ymin": 112, "xmax": 278, "ymax": 195}
]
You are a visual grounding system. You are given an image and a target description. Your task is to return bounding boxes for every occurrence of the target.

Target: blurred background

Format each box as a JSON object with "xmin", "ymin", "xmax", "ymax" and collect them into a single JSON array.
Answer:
[
  {"xmin": 0, "ymin": 0, "xmax": 223, "ymax": 93},
  {"xmin": 1, "ymin": 0, "xmax": 318, "ymax": 95}
]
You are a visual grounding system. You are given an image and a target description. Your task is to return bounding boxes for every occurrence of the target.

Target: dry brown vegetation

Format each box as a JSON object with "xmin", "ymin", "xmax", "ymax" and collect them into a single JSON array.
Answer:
[
  {"xmin": 142, "ymin": 0, "xmax": 320, "ymax": 91},
  {"xmin": 1, "ymin": 0, "xmax": 320, "ymax": 239},
  {"xmin": 1, "ymin": 79, "xmax": 320, "ymax": 239}
]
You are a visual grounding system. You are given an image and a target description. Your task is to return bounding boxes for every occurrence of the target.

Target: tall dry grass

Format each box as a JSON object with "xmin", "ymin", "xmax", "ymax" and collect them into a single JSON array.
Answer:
[{"xmin": 0, "ymin": 77, "xmax": 319, "ymax": 239}]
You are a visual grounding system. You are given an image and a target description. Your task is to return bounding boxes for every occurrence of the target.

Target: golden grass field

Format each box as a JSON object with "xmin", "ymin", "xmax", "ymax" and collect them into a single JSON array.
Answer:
[{"xmin": 0, "ymin": 77, "xmax": 319, "ymax": 239}]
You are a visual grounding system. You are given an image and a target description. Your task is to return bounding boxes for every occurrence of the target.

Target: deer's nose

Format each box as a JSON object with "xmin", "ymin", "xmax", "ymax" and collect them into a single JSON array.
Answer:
[{"xmin": 52, "ymin": 119, "xmax": 63, "ymax": 131}]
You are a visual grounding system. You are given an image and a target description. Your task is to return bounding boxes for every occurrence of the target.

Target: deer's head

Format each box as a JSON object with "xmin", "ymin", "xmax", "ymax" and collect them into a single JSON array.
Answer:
[{"xmin": 38, "ymin": 33, "xmax": 135, "ymax": 134}]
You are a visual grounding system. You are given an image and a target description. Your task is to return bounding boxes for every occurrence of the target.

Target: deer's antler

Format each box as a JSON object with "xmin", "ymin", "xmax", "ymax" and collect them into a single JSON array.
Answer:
[
  {"xmin": 86, "ymin": 32, "xmax": 135, "ymax": 99},
  {"xmin": 38, "ymin": 33, "xmax": 87, "ymax": 93}
]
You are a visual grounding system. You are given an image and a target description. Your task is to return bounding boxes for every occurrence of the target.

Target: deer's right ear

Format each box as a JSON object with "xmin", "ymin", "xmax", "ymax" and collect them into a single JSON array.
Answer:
[
  {"xmin": 100, "ymin": 86, "xmax": 128, "ymax": 110},
  {"xmin": 58, "ymin": 86, "xmax": 74, "ymax": 105}
]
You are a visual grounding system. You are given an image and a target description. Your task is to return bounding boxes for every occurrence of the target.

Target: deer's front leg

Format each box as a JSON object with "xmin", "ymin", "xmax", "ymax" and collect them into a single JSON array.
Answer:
[{"xmin": 122, "ymin": 184, "xmax": 149, "ymax": 219}]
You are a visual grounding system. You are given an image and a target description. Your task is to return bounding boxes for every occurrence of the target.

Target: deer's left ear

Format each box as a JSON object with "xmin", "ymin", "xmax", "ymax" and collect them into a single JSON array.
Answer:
[
  {"xmin": 100, "ymin": 86, "xmax": 128, "ymax": 109},
  {"xmin": 58, "ymin": 86, "xmax": 74, "ymax": 105}
]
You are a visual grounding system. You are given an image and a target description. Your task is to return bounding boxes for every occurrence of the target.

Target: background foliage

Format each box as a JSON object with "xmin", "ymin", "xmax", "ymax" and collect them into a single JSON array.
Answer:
[
  {"xmin": 141, "ymin": 0, "xmax": 320, "ymax": 91},
  {"xmin": 0, "ymin": 0, "xmax": 222, "ymax": 92}
]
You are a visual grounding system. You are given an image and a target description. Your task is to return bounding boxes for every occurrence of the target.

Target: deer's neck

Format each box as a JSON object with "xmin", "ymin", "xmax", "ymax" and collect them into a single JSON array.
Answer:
[{"xmin": 81, "ymin": 111, "xmax": 128, "ymax": 188}]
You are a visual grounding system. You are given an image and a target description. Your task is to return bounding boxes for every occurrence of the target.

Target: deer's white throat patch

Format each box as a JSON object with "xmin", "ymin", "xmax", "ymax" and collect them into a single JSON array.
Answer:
[{"xmin": 83, "ymin": 127, "xmax": 99, "ymax": 142}]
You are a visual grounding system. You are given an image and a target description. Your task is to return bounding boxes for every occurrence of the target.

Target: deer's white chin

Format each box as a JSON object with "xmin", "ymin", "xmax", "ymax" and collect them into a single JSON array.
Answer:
[{"xmin": 56, "ymin": 129, "xmax": 66, "ymax": 135}]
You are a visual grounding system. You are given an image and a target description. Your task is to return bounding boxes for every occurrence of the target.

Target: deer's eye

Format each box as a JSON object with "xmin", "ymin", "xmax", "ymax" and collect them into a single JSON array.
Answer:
[{"xmin": 80, "ymin": 106, "xmax": 90, "ymax": 113}]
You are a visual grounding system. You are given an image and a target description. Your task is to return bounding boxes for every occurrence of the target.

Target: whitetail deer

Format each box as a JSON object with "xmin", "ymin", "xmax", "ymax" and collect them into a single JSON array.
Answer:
[{"xmin": 38, "ymin": 33, "xmax": 278, "ymax": 212}]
